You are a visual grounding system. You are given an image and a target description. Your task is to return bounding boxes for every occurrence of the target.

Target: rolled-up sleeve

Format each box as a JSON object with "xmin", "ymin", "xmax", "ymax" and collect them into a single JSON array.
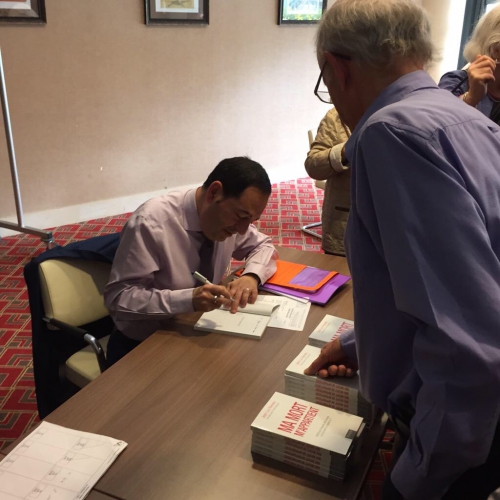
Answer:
[
  {"xmin": 232, "ymin": 225, "xmax": 278, "ymax": 284},
  {"xmin": 359, "ymin": 122, "xmax": 500, "ymax": 500}
]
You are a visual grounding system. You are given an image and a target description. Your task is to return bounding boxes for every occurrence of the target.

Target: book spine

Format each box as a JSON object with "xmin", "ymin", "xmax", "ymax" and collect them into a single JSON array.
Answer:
[
  {"xmin": 285, "ymin": 378, "xmax": 359, "ymax": 415},
  {"xmin": 251, "ymin": 430, "xmax": 346, "ymax": 459},
  {"xmin": 252, "ymin": 434, "xmax": 335, "ymax": 462},
  {"xmin": 251, "ymin": 441, "xmax": 336, "ymax": 471},
  {"xmin": 251, "ymin": 445, "xmax": 343, "ymax": 479}
]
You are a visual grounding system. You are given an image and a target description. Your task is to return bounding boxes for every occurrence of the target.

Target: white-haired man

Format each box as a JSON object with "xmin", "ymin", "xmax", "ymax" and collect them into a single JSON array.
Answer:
[{"xmin": 304, "ymin": 1, "xmax": 500, "ymax": 499}]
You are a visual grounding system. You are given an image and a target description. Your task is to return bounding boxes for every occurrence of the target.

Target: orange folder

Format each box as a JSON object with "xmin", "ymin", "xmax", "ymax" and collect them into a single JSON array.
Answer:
[{"xmin": 264, "ymin": 260, "xmax": 337, "ymax": 292}]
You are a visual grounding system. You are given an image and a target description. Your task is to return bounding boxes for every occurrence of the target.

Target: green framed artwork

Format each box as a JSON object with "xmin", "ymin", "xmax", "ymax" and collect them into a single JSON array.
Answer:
[{"xmin": 278, "ymin": 0, "xmax": 327, "ymax": 25}]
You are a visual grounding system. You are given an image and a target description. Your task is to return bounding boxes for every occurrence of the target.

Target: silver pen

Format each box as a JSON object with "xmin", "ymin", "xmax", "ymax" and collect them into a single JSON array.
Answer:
[{"xmin": 192, "ymin": 271, "xmax": 235, "ymax": 301}]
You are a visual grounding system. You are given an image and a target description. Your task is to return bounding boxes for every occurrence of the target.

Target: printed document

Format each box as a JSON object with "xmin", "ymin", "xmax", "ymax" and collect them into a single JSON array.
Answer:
[{"xmin": 0, "ymin": 421, "xmax": 127, "ymax": 500}]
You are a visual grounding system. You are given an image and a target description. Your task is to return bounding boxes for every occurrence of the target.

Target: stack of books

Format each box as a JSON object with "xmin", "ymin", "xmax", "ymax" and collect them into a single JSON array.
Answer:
[
  {"xmin": 308, "ymin": 314, "xmax": 354, "ymax": 348},
  {"xmin": 284, "ymin": 345, "xmax": 377, "ymax": 427},
  {"xmin": 251, "ymin": 392, "xmax": 364, "ymax": 480}
]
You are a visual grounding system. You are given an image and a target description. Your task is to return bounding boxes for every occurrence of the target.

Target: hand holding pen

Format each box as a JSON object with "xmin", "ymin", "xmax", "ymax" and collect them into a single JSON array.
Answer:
[{"xmin": 191, "ymin": 271, "xmax": 235, "ymax": 313}]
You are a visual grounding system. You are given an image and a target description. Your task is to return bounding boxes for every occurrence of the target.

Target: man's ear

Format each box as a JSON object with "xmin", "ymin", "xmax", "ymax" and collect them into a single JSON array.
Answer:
[
  {"xmin": 492, "ymin": 45, "xmax": 500, "ymax": 61},
  {"xmin": 324, "ymin": 52, "xmax": 350, "ymax": 91},
  {"xmin": 206, "ymin": 181, "xmax": 224, "ymax": 203}
]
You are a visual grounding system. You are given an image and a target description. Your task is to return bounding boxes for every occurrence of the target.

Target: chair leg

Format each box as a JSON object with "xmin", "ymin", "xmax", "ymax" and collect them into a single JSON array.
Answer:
[{"xmin": 301, "ymin": 222, "xmax": 322, "ymax": 239}]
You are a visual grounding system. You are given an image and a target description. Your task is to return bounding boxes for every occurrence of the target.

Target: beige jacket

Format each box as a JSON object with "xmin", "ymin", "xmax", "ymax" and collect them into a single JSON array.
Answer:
[{"xmin": 305, "ymin": 108, "xmax": 351, "ymax": 256}]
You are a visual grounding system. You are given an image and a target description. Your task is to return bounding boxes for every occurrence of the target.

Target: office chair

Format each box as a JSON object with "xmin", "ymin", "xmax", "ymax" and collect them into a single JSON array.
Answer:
[
  {"xmin": 302, "ymin": 128, "xmax": 326, "ymax": 239},
  {"xmin": 39, "ymin": 258, "xmax": 112, "ymax": 388}
]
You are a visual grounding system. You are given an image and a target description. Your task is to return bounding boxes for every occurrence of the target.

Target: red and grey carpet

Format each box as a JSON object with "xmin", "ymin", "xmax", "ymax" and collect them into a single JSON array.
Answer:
[{"xmin": 0, "ymin": 178, "xmax": 391, "ymax": 498}]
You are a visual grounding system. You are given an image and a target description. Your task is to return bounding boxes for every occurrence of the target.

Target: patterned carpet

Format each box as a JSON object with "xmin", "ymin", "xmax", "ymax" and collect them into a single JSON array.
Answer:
[{"xmin": 0, "ymin": 178, "xmax": 391, "ymax": 497}]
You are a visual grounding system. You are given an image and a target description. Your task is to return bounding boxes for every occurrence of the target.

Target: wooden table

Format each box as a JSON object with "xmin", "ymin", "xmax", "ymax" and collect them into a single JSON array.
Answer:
[{"xmin": 6, "ymin": 247, "xmax": 387, "ymax": 500}]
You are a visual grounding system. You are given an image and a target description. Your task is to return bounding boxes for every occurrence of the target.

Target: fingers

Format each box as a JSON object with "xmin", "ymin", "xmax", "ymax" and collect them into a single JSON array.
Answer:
[
  {"xmin": 229, "ymin": 286, "xmax": 251, "ymax": 313},
  {"xmin": 192, "ymin": 284, "xmax": 233, "ymax": 312},
  {"xmin": 227, "ymin": 276, "xmax": 258, "ymax": 313},
  {"xmin": 248, "ymin": 288, "xmax": 258, "ymax": 304},
  {"xmin": 303, "ymin": 352, "xmax": 329, "ymax": 375},
  {"xmin": 469, "ymin": 56, "xmax": 496, "ymax": 85},
  {"xmin": 315, "ymin": 364, "xmax": 357, "ymax": 378},
  {"xmin": 303, "ymin": 337, "xmax": 357, "ymax": 378}
]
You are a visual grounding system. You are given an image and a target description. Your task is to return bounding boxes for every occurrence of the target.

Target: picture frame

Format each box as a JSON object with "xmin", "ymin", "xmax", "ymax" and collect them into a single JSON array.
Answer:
[
  {"xmin": 278, "ymin": 0, "xmax": 327, "ymax": 25},
  {"xmin": 0, "ymin": 0, "xmax": 46, "ymax": 24},
  {"xmin": 145, "ymin": 0, "xmax": 209, "ymax": 26}
]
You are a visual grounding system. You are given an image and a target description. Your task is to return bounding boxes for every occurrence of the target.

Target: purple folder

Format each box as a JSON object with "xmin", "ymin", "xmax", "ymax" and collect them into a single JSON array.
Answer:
[{"xmin": 261, "ymin": 273, "xmax": 351, "ymax": 306}]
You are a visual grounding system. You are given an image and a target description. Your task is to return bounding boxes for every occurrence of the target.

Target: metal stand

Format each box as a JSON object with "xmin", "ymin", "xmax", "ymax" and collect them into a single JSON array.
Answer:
[
  {"xmin": 0, "ymin": 48, "xmax": 54, "ymax": 249},
  {"xmin": 301, "ymin": 221, "xmax": 322, "ymax": 239}
]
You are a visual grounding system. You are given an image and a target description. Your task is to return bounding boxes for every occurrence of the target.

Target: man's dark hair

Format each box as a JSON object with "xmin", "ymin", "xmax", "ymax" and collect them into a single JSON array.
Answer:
[{"xmin": 202, "ymin": 157, "xmax": 271, "ymax": 198}]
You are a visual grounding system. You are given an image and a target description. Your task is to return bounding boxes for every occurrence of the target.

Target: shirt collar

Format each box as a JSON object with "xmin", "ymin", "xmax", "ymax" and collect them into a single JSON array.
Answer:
[
  {"xmin": 345, "ymin": 70, "xmax": 439, "ymax": 161},
  {"xmin": 183, "ymin": 188, "xmax": 202, "ymax": 232}
]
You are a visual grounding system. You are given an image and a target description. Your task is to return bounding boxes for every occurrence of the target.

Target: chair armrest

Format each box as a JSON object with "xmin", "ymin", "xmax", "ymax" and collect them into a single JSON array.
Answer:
[{"xmin": 43, "ymin": 317, "xmax": 108, "ymax": 373}]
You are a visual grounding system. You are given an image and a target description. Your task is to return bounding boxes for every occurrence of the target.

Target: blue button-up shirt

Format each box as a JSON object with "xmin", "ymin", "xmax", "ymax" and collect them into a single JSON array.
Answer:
[
  {"xmin": 340, "ymin": 70, "xmax": 500, "ymax": 500},
  {"xmin": 439, "ymin": 69, "xmax": 496, "ymax": 118}
]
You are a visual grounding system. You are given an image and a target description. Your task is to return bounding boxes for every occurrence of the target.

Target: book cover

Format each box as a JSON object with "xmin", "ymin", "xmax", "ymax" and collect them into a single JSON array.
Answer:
[
  {"xmin": 285, "ymin": 345, "xmax": 360, "ymax": 391},
  {"xmin": 308, "ymin": 315, "xmax": 354, "ymax": 347},
  {"xmin": 284, "ymin": 345, "xmax": 377, "ymax": 425},
  {"xmin": 250, "ymin": 392, "xmax": 363, "ymax": 457}
]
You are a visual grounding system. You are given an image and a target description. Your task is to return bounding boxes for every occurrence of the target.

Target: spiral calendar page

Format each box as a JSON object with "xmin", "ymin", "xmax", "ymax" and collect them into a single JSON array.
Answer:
[{"xmin": 0, "ymin": 421, "xmax": 127, "ymax": 500}]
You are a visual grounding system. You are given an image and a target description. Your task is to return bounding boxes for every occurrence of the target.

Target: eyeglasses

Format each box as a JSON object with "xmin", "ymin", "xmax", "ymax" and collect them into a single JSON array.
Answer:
[{"xmin": 314, "ymin": 53, "xmax": 352, "ymax": 104}]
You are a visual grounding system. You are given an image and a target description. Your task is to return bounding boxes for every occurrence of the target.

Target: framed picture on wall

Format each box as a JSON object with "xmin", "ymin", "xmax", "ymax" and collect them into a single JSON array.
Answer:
[
  {"xmin": 278, "ymin": 0, "xmax": 327, "ymax": 25},
  {"xmin": 0, "ymin": 0, "xmax": 46, "ymax": 24},
  {"xmin": 145, "ymin": 0, "xmax": 209, "ymax": 25}
]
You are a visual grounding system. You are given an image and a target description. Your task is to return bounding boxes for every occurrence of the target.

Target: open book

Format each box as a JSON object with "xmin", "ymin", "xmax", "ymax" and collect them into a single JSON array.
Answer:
[{"xmin": 194, "ymin": 300, "xmax": 281, "ymax": 339}]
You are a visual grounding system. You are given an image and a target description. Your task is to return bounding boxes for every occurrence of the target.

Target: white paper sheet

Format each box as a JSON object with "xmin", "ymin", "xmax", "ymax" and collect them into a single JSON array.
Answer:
[
  {"xmin": 255, "ymin": 296, "xmax": 311, "ymax": 331},
  {"xmin": 0, "ymin": 421, "xmax": 127, "ymax": 500}
]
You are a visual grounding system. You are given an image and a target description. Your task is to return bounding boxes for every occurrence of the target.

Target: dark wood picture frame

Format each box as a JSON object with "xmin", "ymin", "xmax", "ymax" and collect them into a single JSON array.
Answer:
[
  {"xmin": 0, "ymin": 0, "xmax": 46, "ymax": 24},
  {"xmin": 278, "ymin": 0, "xmax": 327, "ymax": 25},
  {"xmin": 145, "ymin": 0, "xmax": 209, "ymax": 26}
]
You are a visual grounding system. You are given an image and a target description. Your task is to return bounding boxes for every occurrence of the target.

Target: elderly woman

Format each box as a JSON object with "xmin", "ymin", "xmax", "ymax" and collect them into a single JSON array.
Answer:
[
  {"xmin": 304, "ymin": 108, "xmax": 351, "ymax": 256},
  {"xmin": 439, "ymin": 4, "xmax": 500, "ymax": 122}
]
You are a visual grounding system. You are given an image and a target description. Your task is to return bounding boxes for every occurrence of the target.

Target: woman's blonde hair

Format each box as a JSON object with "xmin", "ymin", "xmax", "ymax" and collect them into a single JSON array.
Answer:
[{"xmin": 464, "ymin": 3, "xmax": 500, "ymax": 62}]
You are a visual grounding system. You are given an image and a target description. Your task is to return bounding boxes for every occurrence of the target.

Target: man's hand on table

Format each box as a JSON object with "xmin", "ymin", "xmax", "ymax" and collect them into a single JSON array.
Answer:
[
  {"xmin": 227, "ymin": 274, "xmax": 259, "ymax": 313},
  {"xmin": 304, "ymin": 337, "xmax": 358, "ymax": 378}
]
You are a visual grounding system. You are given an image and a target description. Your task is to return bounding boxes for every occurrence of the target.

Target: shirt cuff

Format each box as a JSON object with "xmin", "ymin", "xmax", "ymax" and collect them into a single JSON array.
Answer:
[
  {"xmin": 329, "ymin": 143, "xmax": 349, "ymax": 173},
  {"xmin": 168, "ymin": 288, "xmax": 196, "ymax": 315},
  {"xmin": 244, "ymin": 259, "xmax": 277, "ymax": 285},
  {"xmin": 241, "ymin": 272, "xmax": 261, "ymax": 285},
  {"xmin": 339, "ymin": 327, "xmax": 357, "ymax": 362},
  {"xmin": 391, "ymin": 446, "xmax": 451, "ymax": 500}
]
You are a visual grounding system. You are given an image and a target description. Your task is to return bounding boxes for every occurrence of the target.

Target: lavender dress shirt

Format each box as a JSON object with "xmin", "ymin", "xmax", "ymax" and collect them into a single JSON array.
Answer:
[
  {"xmin": 339, "ymin": 71, "xmax": 500, "ymax": 499},
  {"xmin": 104, "ymin": 188, "xmax": 277, "ymax": 341}
]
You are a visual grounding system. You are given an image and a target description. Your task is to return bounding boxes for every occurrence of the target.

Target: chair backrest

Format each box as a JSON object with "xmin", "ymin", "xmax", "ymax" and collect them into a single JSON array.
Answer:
[
  {"xmin": 308, "ymin": 129, "xmax": 317, "ymax": 148},
  {"xmin": 39, "ymin": 259, "xmax": 111, "ymax": 327}
]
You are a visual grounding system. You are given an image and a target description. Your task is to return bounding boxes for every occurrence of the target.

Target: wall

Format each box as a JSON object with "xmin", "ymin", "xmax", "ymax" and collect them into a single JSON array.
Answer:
[
  {"xmin": 423, "ymin": 0, "xmax": 467, "ymax": 81},
  {"xmin": 0, "ymin": 0, "xmax": 469, "ymax": 236},
  {"xmin": 0, "ymin": 0, "xmax": 330, "ymax": 235}
]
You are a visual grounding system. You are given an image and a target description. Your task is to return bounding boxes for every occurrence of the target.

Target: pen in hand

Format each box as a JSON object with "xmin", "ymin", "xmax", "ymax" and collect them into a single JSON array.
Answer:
[{"xmin": 192, "ymin": 271, "xmax": 235, "ymax": 302}]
